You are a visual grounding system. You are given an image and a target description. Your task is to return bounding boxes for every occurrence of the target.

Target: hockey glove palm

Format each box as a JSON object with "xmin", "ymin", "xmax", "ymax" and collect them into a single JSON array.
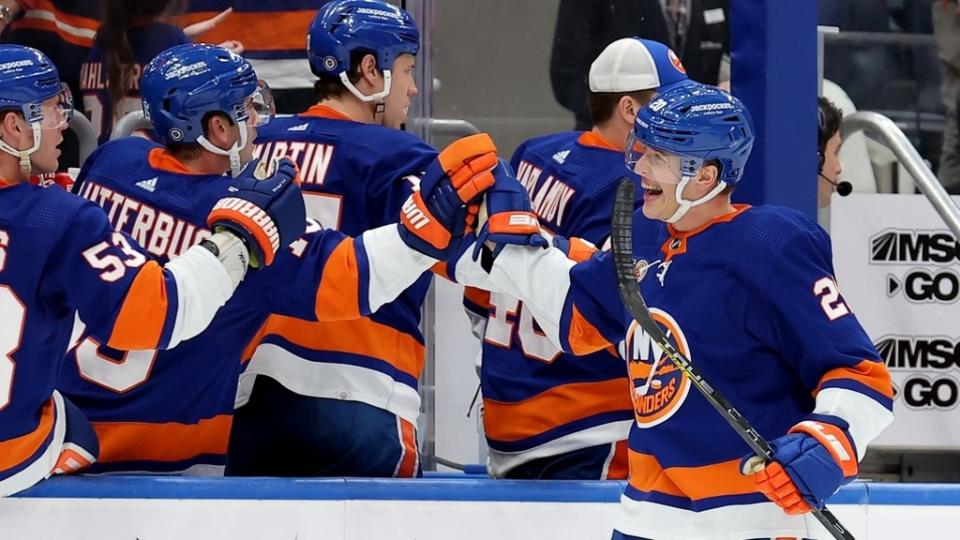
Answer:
[
  {"xmin": 398, "ymin": 133, "xmax": 498, "ymax": 259},
  {"xmin": 742, "ymin": 416, "xmax": 858, "ymax": 515},
  {"xmin": 207, "ymin": 157, "xmax": 306, "ymax": 268},
  {"xmin": 472, "ymin": 162, "xmax": 548, "ymax": 259}
]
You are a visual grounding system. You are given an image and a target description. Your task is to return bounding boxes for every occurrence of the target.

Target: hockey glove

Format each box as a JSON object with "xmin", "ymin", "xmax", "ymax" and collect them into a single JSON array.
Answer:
[
  {"xmin": 472, "ymin": 161, "xmax": 548, "ymax": 260},
  {"xmin": 741, "ymin": 415, "xmax": 858, "ymax": 515},
  {"xmin": 550, "ymin": 235, "xmax": 600, "ymax": 263},
  {"xmin": 207, "ymin": 157, "xmax": 306, "ymax": 268},
  {"xmin": 398, "ymin": 133, "xmax": 498, "ymax": 259}
]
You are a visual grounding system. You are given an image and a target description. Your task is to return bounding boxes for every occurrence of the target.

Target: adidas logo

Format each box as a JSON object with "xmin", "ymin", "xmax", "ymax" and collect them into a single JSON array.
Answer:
[
  {"xmin": 135, "ymin": 177, "xmax": 158, "ymax": 192},
  {"xmin": 287, "ymin": 123, "xmax": 309, "ymax": 132},
  {"xmin": 552, "ymin": 150, "xmax": 570, "ymax": 164}
]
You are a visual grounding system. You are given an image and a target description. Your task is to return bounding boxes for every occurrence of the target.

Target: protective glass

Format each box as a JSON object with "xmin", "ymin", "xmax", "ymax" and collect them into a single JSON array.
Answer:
[
  {"xmin": 245, "ymin": 80, "xmax": 276, "ymax": 127},
  {"xmin": 36, "ymin": 83, "xmax": 74, "ymax": 129}
]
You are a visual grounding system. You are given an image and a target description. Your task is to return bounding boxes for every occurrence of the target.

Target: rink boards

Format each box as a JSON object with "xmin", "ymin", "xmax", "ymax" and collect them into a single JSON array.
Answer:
[{"xmin": 1, "ymin": 476, "xmax": 958, "ymax": 540}]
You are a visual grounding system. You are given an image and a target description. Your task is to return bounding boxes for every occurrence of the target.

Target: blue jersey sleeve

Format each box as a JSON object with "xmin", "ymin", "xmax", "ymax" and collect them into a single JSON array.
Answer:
[
  {"xmin": 364, "ymin": 138, "xmax": 437, "ymax": 227},
  {"xmin": 49, "ymin": 202, "xmax": 180, "ymax": 350},
  {"xmin": 747, "ymin": 225, "xmax": 893, "ymax": 408}
]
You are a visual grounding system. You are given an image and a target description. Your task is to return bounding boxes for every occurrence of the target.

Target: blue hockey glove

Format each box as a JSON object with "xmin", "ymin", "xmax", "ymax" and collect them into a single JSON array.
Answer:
[
  {"xmin": 741, "ymin": 415, "xmax": 858, "ymax": 515},
  {"xmin": 208, "ymin": 157, "xmax": 306, "ymax": 268},
  {"xmin": 472, "ymin": 161, "xmax": 548, "ymax": 260},
  {"xmin": 398, "ymin": 133, "xmax": 498, "ymax": 259}
]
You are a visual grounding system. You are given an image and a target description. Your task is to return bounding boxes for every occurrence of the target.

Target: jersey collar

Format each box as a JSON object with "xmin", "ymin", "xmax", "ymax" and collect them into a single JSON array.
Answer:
[
  {"xmin": 147, "ymin": 148, "xmax": 209, "ymax": 176},
  {"xmin": 577, "ymin": 130, "xmax": 621, "ymax": 152},
  {"xmin": 302, "ymin": 104, "xmax": 356, "ymax": 122},
  {"xmin": 661, "ymin": 204, "xmax": 751, "ymax": 260}
]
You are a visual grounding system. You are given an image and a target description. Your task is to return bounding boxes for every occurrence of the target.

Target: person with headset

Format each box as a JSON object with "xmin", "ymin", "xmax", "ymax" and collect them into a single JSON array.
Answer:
[{"xmin": 818, "ymin": 96, "xmax": 852, "ymax": 208}]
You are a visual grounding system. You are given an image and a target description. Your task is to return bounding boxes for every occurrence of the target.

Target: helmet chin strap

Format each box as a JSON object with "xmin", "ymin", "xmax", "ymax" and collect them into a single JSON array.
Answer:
[
  {"xmin": 341, "ymin": 69, "xmax": 393, "ymax": 125},
  {"xmin": 0, "ymin": 122, "xmax": 43, "ymax": 176},
  {"xmin": 664, "ymin": 175, "xmax": 728, "ymax": 224},
  {"xmin": 196, "ymin": 122, "xmax": 249, "ymax": 177}
]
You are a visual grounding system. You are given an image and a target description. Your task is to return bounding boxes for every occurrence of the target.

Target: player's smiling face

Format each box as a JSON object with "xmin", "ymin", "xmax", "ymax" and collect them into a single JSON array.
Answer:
[
  {"xmin": 635, "ymin": 148, "xmax": 683, "ymax": 221},
  {"xmin": 382, "ymin": 54, "xmax": 418, "ymax": 129}
]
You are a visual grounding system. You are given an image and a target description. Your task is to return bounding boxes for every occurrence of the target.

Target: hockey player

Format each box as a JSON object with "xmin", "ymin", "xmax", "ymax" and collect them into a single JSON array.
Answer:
[
  {"xmin": 224, "ymin": 0, "xmax": 447, "ymax": 477},
  {"xmin": 463, "ymin": 37, "xmax": 689, "ymax": 481},
  {"xmin": 457, "ymin": 82, "xmax": 894, "ymax": 539},
  {"xmin": 0, "ymin": 44, "xmax": 305, "ymax": 496},
  {"xmin": 56, "ymin": 43, "xmax": 499, "ymax": 474}
]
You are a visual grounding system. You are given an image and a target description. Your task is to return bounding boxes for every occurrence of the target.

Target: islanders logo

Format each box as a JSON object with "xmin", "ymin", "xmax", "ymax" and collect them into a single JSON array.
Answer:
[
  {"xmin": 619, "ymin": 308, "xmax": 691, "ymax": 428},
  {"xmin": 668, "ymin": 49, "xmax": 687, "ymax": 75}
]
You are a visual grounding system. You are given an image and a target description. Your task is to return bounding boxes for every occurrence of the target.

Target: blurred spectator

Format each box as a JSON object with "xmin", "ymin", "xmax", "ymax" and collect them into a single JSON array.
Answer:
[
  {"xmin": 817, "ymin": 0, "xmax": 893, "ymax": 30},
  {"xmin": 80, "ymin": 0, "xmax": 240, "ymax": 143},
  {"xmin": 176, "ymin": 1, "xmax": 331, "ymax": 113},
  {"xmin": 550, "ymin": 0, "xmax": 728, "ymax": 130},
  {"xmin": 81, "ymin": 0, "xmax": 189, "ymax": 143},
  {"xmin": 933, "ymin": 0, "xmax": 960, "ymax": 193}
]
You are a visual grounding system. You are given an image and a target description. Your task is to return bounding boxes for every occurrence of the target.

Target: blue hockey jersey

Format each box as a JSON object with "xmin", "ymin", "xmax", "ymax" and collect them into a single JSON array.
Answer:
[
  {"xmin": 463, "ymin": 130, "xmax": 640, "ymax": 478},
  {"xmin": 244, "ymin": 105, "xmax": 435, "ymax": 425},
  {"xmin": 455, "ymin": 205, "xmax": 894, "ymax": 538},
  {"xmin": 57, "ymin": 137, "xmax": 434, "ymax": 474},
  {"xmin": 79, "ymin": 22, "xmax": 189, "ymax": 143},
  {"xmin": 0, "ymin": 177, "xmax": 228, "ymax": 495}
]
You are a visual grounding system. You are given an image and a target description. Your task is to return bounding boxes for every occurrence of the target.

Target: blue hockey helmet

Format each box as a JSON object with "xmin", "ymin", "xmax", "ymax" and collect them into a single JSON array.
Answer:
[
  {"xmin": 0, "ymin": 45, "xmax": 74, "ymax": 173},
  {"xmin": 307, "ymin": 0, "xmax": 419, "ymax": 102},
  {"xmin": 627, "ymin": 82, "xmax": 753, "ymax": 185},
  {"xmin": 141, "ymin": 44, "xmax": 274, "ymax": 175},
  {"xmin": 626, "ymin": 82, "xmax": 754, "ymax": 223}
]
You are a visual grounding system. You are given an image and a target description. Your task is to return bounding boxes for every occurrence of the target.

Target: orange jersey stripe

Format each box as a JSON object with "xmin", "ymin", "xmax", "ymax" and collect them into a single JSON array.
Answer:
[
  {"xmin": 314, "ymin": 239, "xmax": 362, "ymax": 321},
  {"xmin": 816, "ymin": 359, "xmax": 894, "ymax": 400},
  {"xmin": 107, "ymin": 261, "xmax": 168, "ymax": 351},
  {"xmin": 256, "ymin": 314, "xmax": 425, "ymax": 380},
  {"xmin": 483, "ymin": 378, "xmax": 631, "ymax": 442},
  {"xmin": 463, "ymin": 286, "xmax": 491, "ymax": 310},
  {"xmin": 0, "ymin": 399, "xmax": 55, "ymax": 472},
  {"xmin": 606, "ymin": 440, "xmax": 629, "ymax": 480},
  {"xmin": 174, "ymin": 10, "xmax": 317, "ymax": 51},
  {"xmin": 628, "ymin": 451, "xmax": 757, "ymax": 500},
  {"xmin": 93, "ymin": 415, "xmax": 232, "ymax": 464},
  {"xmin": 567, "ymin": 304, "xmax": 614, "ymax": 356}
]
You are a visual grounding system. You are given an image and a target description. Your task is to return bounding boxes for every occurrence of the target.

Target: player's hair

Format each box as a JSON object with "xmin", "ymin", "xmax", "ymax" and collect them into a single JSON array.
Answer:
[
  {"xmin": 588, "ymin": 89, "xmax": 658, "ymax": 126},
  {"xmin": 817, "ymin": 96, "xmax": 843, "ymax": 159},
  {"xmin": 313, "ymin": 50, "xmax": 375, "ymax": 102},
  {"xmin": 166, "ymin": 111, "xmax": 232, "ymax": 161},
  {"xmin": 97, "ymin": 0, "xmax": 183, "ymax": 118}
]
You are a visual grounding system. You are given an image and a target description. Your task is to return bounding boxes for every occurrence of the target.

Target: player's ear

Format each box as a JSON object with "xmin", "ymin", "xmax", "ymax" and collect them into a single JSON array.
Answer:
[
  {"xmin": 358, "ymin": 53, "xmax": 380, "ymax": 86},
  {"xmin": 617, "ymin": 96, "xmax": 638, "ymax": 125},
  {"xmin": 697, "ymin": 162, "xmax": 720, "ymax": 187},
  {"xmin": 204, "ymin": 113, "xmax": 234, "ymax": 147},
  {"xmin": 1, "ymin": 111, "xmax": 22, "ymax": 142}
]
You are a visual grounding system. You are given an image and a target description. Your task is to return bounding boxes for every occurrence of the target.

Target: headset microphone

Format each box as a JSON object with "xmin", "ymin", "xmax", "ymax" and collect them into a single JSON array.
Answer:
[{"xmin": 819, "ymin": 173, "xmax": 852, "ymax": 196}]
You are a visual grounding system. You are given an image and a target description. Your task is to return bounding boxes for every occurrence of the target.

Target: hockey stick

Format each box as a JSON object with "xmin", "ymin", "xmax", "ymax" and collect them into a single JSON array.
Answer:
[{"xmin": 609, "ymin": 179, "xmax": 854, "ymax": 540}]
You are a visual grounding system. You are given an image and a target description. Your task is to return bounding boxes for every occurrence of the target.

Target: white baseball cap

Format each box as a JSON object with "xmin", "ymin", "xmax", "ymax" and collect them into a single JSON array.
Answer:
[{"xmin": 589, "ymin": 37, "xmax": 688, "ymax": 93}]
